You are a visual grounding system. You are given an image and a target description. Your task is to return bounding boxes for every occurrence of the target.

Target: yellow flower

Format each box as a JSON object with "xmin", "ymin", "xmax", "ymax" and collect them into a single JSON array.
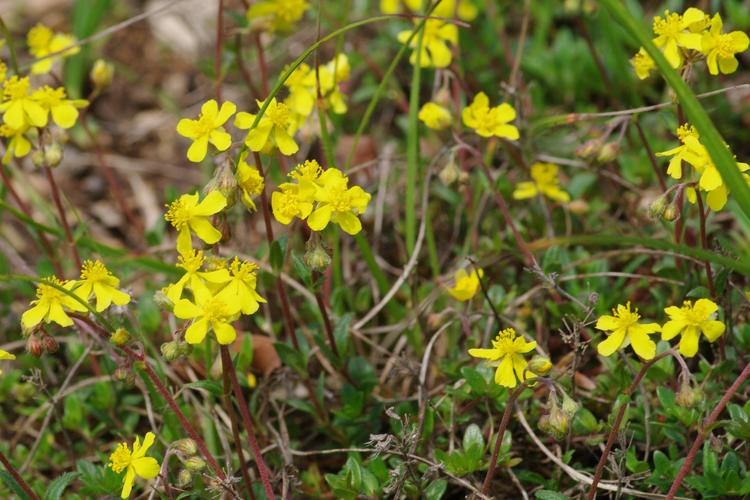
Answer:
[
  {"xmin": 662, "ymin": 299, "xmax": 725, "ymax": 358},
  {"xmin": 246, "ymin": 0, "xmax": 310, "ymax": 32},
  {"xmin": 216, "ymin": 257, "xmax": 267, "ymax": 315},
  {"xmin": 0, "ymin": 123, "xmax": 32, "ymax": 162},
  {"xmin": 631, "ymin": 48, "xmax": 655, "ymax": 80},
  {"xmin": 27, "ymin": 23, "xmax": 79, "ymax": 75},
  {"xmin": 0, "ymin": 76, "xmax": 48, "ymax": 129},
  {"xmin": 418, "ymin": 102, "xmax": 452, "ymax": 130},
  {"xmin": 385, "ymin": 0, "xmax": 478, "ymax": 21},
  {"xmin": 176, "ymin": 99, "xmax": 236, "ymax": 163},
  {"xmin": 0, "ymin": 349, "xmax": 15, "ymax": 375},
  {"xmin": 235, "ymin": 97, "xmax": 299, "ymax": 156},
  {"xmin": 74, "ymin": 260, "xmax": 131, "ymax": 312},
  {"xmin": 307, "ymin": 168, "xmax": 371, "ymax": 235},
  {"xmin": 446, "ymin": 268, "xmax": 482, "ymax": 301},
  {"xmin": 108, "ymin": 432, "xmax": 160, "ymax": 499},
  {"xmin": 700, "ymin": 14, "xmax": 750, "ymax": 75},
  {"xmin": 652, "ymin": 8, "xmax": 706, "ymax": 68},
  {"xmin": 468, "ymin": 328, "xmax": 537, "ymax": 388},
  {"xmin": 164, "ymin": 248, "xmax": 231, "ymax": 303},
  {"xmin": 90, "ymin": 59, "xmax": 114, "ymax": 89},
  {"xmin": 236, "ymin": 156, "xmax": 265, "ymax": 212},
  {"xmin": 595, "ymin": 302, "xmax": 661, "ymax": 360},
  {"xmin": 512, "ymin": 162, "xmax": 570, "ymax": 203},
  {"xmin": 462, "ymin": 92, "xmax": 519, "ymax": 140},
  {"xmin": 655, "ymin": 124, "xmax": 706, "ymax": 179},
  {"xmin": 164, "ymin": 191, "xmax": 227, "ymax": 255},
  {"xmin": 173, "ymin": 285, "xmax": 240, "ymax": 345},
  {"xmin": 398, "ymin": 19, "xmax": 458, "ymax": 68},
  {"xmin": 31, "ymin": 86, "xmax": 88, "ymax": 129},
  {"xmin": 21, "ymin": 277, "xmax": 87, "ymax": 328},
  {"xmin": 0, "ymin": 61, "xmax": 6, "ymax": 83},
  {"xmin": 271, "ymin": 183, "xmax": 314, "ymax": 225}
]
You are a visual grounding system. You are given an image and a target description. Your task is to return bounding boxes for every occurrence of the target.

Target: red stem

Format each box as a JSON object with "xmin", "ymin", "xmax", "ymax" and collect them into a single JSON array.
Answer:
[
  {"xmin": 44, "ymin": 167, "xmax": 82, "ymax": 269},
  {"xmin": 0, "ymin": 448, "xmax": 39, "ymax": 500},
  {"xmin": 220, "ymin": 346, "xmax": 275, "ymax": 499},
  {"xmin": 666, "ymin": 361, "xmax": 750, "ymax": 499},
  {"xmin": 481, "ymin": 384, "xmax": 524, "ymax": 494},
  {"xmin": 215, "ymin": 0, "xmax": 224, "ymax": 103}
]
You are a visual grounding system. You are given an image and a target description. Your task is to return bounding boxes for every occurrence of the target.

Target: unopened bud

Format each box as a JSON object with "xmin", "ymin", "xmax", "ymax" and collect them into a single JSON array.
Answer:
[
  {"xmin": 676, "ymin": 381, "xmax": 702, "ymax": 408},
  {"xmin": 44, "ymin": 143, "xmax": 63, "ymax": 168},
  {"xmin": 596, "ymin": 143, "xmax": 620, "ymax": 163},
  {"xmin": 203, "ymin": 256, "xmax": 226, "ymax": 272},
  {"xmin": 154, "ymin": 289, "xmax": 173, "ymax": 309},
  {"xmin": 41, "ymin": 334, "xmax": 58, "ymax": 354},
  {"xmin": 177, "ymin": 342, "xmax": 192, "ymax": 357},
  {"xmin": 662, "ymin": 204, "xmax": 679, "ymax": 222},
  {"xmin": 90, "ymin": 59, "xmax": 114, "ymax": 89},
  {"xmin": 26, "ymin": 336, "xmax": 43, "ymax": 358},
  {"xmin": 173, "ymin": 438, "xmax": 198, "ymax": 456},
  {"xmin": 439, "ymin": 156, "xmax": 460, "ymax": 186},
  {"xmin": 546, "ymin": 404, "xmax": 569, "ymax": 440},
  {"xmin": 205, "ymin": 160, "xmax": 237, "ymax": 208},
  {"xmin": 160, "ymin": 341, "xmax": 180, "ymax": 362},
  {"xmin": 114, "ymin": 367, "xmax": 135, "ymax": 385},
  {"xmin": 528, "ymin": 355, "xmax": 552, "ymax": 376},
  {"xmin": 648, "ymin": 195, "xmax": 668, "ymax": 219},
  {"xmin": 176, "ymin": 469, "xmax": 192, "ymax": 488},
  {"xmin": 567, "ymin": 199, "xmax": 589, "ymax": 215},
  {"xmin": 183, "ymin": 456, "xmax": 206, "ymax": 472},
  {"xmin": 304, "ymin": 239, "xmax": 331, "ymax": 272},
  {"xmin": 31, "ymin": 150, "xmax": 45, "ymax": 168},
  {"xmin": 575, "ymin": 140, "xmax": 602, "ymax": 159},
  {"xmin": 562, "ymin": 393, "xmax": 579, "ymax": 418},
  {"xmin": 110, "ymin": 328, "xmax": 130, "ymax": 346}
]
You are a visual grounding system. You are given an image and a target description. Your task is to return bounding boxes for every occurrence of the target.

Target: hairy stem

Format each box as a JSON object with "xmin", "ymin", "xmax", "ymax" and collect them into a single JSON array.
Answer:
[
  {"xmin": 481, "ymin": 383, "xmax": 525, "ymax": 495},
  {"xmin": 0, "ymin": 448, "xmax": 39, "ymax": 500},
  {"xmin": 44, "ymin": 167, "xmax": 82, "ymax": 269}
]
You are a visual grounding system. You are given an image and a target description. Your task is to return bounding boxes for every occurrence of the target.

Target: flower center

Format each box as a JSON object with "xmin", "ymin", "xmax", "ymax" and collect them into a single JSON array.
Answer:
[
  {"xmin": 229, "ymin": 258, "xmax": 258, "ymax": 282},
  {"xmin": 178, "ymin": 250, "xmax": 204, "ymax": 273},
  {"xmin": 677, "ymin": 124, "xmax": 698, "ymax": 142},
  {"xmin": 194, "ymin": 112, "xmax": 217, "ymax": 136},
  {"xmin": 716, "ymin": 35, "xmax": 738, "ymax": 57},
  {"xmin": 653, "ymin": 11, "xmax": 683, "ymax": 38},
  {"xmin": 266, "ymin": 102, "xmax": 291, "ymax": 128},
  {"xmin": 290, "ymin": 160, "xmax": 322, "ymax": 182},
  {"xmin": 165, "ymin": 199, "xmax": 193, "ymax": 229},
  {"xmin": 202, "ymin": 297, "xmax": 230, "ymax": 322},
  {"xmin": 108, "ymin": 443, "xmax": 132, "ymax": 473},
  {"xmin": 3, "ymin": 76, "xmax": 30, "ymax": 101},
  {"xmin": 36, "ymin": 277, "xmax": 67, "ymax": 302},
  {"xmin": 80, "ymin": 260, "xmax": 111, "ymax": 283},
  {"xmin": 34, "ymin": 86, "xmax": 66, "ymax": 106},
  {"xmin": 492, "ymin": 328, "xmax": 521, "ymax": 355}
]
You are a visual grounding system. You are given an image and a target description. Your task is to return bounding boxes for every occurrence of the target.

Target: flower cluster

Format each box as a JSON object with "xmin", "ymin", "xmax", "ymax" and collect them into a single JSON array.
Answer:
[
  {"xmin": 596, "ymin": 299, "xmax": 725, "ymax": 359},
  {"xmin": 631, "ymin": 8, "xmax": 749, "ymax": 79},
  {"xmin": 284, "ymin": 53, "xmax": 350, "ymax": 128},
  {"xmin": 22, "ymin": 260, "xmax": 131, "ymax": 329},
  {"xmin": 656, "ymin": 124, "xmax": 750, "ymax": 211},
  {"xmin": 26, "ymin": 23, "xmax": 79, "ymax": 75},
  {"xmin": 271, "ymin": 160, "xmax": 371, "ymax": 235}
]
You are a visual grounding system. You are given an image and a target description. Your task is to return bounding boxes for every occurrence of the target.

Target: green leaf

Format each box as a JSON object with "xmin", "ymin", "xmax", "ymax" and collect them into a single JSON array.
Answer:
[
  {"xmin": 44, "ymin": 472, "xmax": 80, "ymax": 500},
  {"xmin": 0, "ymin": 470, "xmax": 31, "ymax": 500},
  {"xmin": 270, "ymin": 238, "xmax": 286, "ymax": 273},
  {"xmin": 274, "ymin": 342, "xmax": 307, "ymax": 375},
  {"xmin": 184, "ymin": 380, "xmax": 224, "ymax": 397},
  {"xmin": 599, "ymin": 0, "xmax": 750, "ymax": 229},
  {"xmin": 535, "ymin": 490, "xmax": 570, "ymax": 500},
  {"xmin": 424, "ymin": 479, "xmax": 447, "ymax": 500},
  {"xmin": 462, "ymin": 423, "xmax": 485, "ymax": 464},
  {"xmin": 334, "ymin": 313, "xmax": 352, "ymax": 358}
]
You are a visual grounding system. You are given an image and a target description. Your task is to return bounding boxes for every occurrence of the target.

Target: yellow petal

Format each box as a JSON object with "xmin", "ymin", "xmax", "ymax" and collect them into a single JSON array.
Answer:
[
  {"xmin": 213, "ymin": 321, "xmax": 237, "ymax": 345},
  {"xmin": 133, "ymin": 457, "xmax": 160, "ymax": 479},
  {"xmin": 701, "ymin": 320, "xmax": 725, "ymax": 342},
  {"xmin": 597, "ymin": 328, "xmax": 626, "ymax": 357},
  {"xmin": 678, "ymin": 326, "xmax": 700, "ymax": 357},
  {"xmin": 185, "ymin": 318, "xmax": 209, "ymax": 344},
  {"xmin": 494, "ymin": 355, "xmax": 516, "ymax": 388}
]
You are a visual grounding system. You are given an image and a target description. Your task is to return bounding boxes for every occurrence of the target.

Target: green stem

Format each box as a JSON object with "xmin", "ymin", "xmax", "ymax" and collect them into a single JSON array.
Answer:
[{"xmin": 0, "ymin": 16, "xmax": 20, "ymax": 74}]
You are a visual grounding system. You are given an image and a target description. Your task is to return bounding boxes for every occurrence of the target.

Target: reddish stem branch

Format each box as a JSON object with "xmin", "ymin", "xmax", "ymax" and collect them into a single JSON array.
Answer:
[
  {"xmin": 44, "ymin": 167, "xmax": 81, "ymax": 269},
  {"xmin": 694, "ymin": 191, "xmax": 715, "ymax": 297},
  {"xmin": 215, "ymin": 0, "xmax": 224, "ymax": 103},
  {"xmin": 634, "ymin": 119, "xmax": 667, "ymax": 192},
  {"xmin": 481, "ymin": 383, "xmax": 525, "ymax": 495},
  {"xmin": 222, "ymin": 366, "xmax": 256, "ymax": 500},
  {"xmin": 666, "ymin": 361, "xmax": 750, "ymax": 499},
  {"xmin": 587, "ymin": 351, "xmax": 672, "ymax": 499},
  {"xmin": 0, "ymin": 449, "xmax": 39, "ymax": 500},
  {"xmin": 220, "ymin": 346, "xmax": 275, "ymax": 499}
]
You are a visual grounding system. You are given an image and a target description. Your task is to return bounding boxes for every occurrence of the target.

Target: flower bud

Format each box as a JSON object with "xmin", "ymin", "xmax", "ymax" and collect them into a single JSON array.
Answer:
[
  {"xmin": 648, "ymin": 195, "xmax": 668, "ymax": 219},
  {"xmin": 562, "ymin": 393, "xmax": 579, "ymax": 418},
  {"xmin": 205, "ymin": 160, "xmax": 238, "ymax": 208},
  {"xmin": 31, "ymin": 150, "xmax": 45, "ymax": 168},
  {"xmin": 204, "ymin": 255, "xmax": 227, "ymax": 272},
  {"xmin": 90, "ymin": 59, "xmax": 114, "ymax": 89},
  {"xmin": 176, "ymin": 469, "xmax": 192, "ymax": 488},
  {"xmin": 183, "ymin": 456, "xmax": 206, "ymax": 472},
  {"xmin": 114, "ymin": 367, "xmax": 135, "ymax": 385},
  {"xmin": 247, "ymin": 372, "xmax": 257, "ymax": 389},
  {"xmin": 173, "ymin": 438, "xmax": 198, "ymax": 456},
  {"xmin": 160, "ymin": 341, "xmax": 180, "ymax": 362},
  {"xmin": 596, "ymin": 143, "xmax": 620, "ymax": 163},
  {"xmin": 41, "ymin": 334, "xmax": 58, "ymax": 354},
  {"xmin": 546, "ymin": 404, "xmax": 569, "ymax": 440},
  {"xmin": 110, "ymin": 328, "xmax": 130, "ymax": 346},
  {"xmin": 662, "ymin": 204, "xmax": 679, "ymax": 222},
  {"xmin": 439, "ymin": 156, "xmax": 460, "ymax": 186},
  {"xmin": 676, "ymin": 381, "xmax": 702, "ymax": 408},
  {"xmin": 177, "ymin": 342, "xmax": 192, "ymax": 357},
  {"xmin": 567, "ymin": 199, "xmax": 590, "ymax": 215},
  {"xmin": 44, "ymin": 143, "xmax": 63, "ymax": 168},
  {"xmin": 26, "ymin": 335, "xmax": 43, "ymax": 358},
  {"xmin": 575, "ymin": 140, "xmax": 602, "ymax": 159},
  {"xmin": 304, "ymin": 239, "xmax": 331, "ymax": 272},
  {"xmin": 153, "ymin": 288, "xmax": 173, "ymax": 309},
  {"xmin": 528, "ymin": 355, "xmax": 552, "ymax": 376}
]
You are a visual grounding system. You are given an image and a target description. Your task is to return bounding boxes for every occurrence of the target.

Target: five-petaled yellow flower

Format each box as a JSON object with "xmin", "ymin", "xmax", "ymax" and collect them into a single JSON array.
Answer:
[
  {"xmin": 26, "ymin": 23, "xmax": 79, "ymax": 75},
  {"xmin": 22, "ymin": 277, "xmax": 87, "ymax": 328},
  {"xmin": 652, "ymin": 8, "xmax": 705, "ymax": 68},
  {"xmin": 512, "ymin": 162, "xmax": 570, "ymax": 203},
  {"xmin": 74, "ymin": 260, "xmax": 131, "ymax": 312},
  {"xmin": 398, "ymin": 19, "xmax": 458, "ymax": 69},
  {"xmin": 164, "ymin": 191, "xmax": 227, "ymax": 255},
  {"xmin": 216, "ymin": 257, "xmax": 267, "ymax": 315},
  {"xmin": 462, "ymin": 92, "xmax": 519, "ymax": 140},
  {"xmin": 418, "ymin": 102, "xmax": 452, "ymax": 130},
  {"xmin": 108, "ymin": 432, "xmax": 160, "ymax": 499},
  {"xmin": 176, "ymin": 99, "xmax": 236, "ymax": 163},
  {"xmin": 595, "ymin": 302, "xmax": 661, "ymax": 360},
  {"xmin": 0, "ymin": 349, "xmax": 15, "ymax": 375},
  {"xmin": 0, "ymin": 123, "xmax": 32, "ymax": 162},
  {"xmin": 446, "ymin": 268, "xmax": 483, "ymax": 301},
  {"xmin": 700, "ymin": 14, "xmax": 750, "ymax": 75},
  {"xmin": 173, "ymin": 285, "xmax": 240, "ymax": 345},
  {"xmin": 31, "ymin": 86, "xmax": 88, "ymax": 129},
  {"xmin": 236, "ymin": 156, "xmax": 265, "ymax": 212},
  {"xmin": 468, "ymin": 328, "xmax": 537, "ymax": 388},
  {"xmin": 662, "ymin": 299, "xmax": 725, "ymax": 358},
  {"xmin": 307, "ymin": 168, "xmax": 371, "ymax": 235},
  {"xmin": 235, "ymin": 97, "xmax": 299, "ymax": 156},
  {"xmin": 165, "ymin": 248, "xmax": 230, "ymax": 303},
  {"xmin": 246, "ymin": 0, "xmax": 310, "ymax": 32},
  {"xmin": 272, "ymin": 182, "xmax": 314, "ymax": 225},
  {"xmin": 1, "ymin": 76, "xmax": 48, "ymax": 129}
]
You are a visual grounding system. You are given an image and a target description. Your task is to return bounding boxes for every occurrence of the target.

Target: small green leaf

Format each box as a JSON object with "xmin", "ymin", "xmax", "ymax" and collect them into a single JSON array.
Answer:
[
  {"xmin": 270, "ymin": 238, "xmax": 286, "ymax": 273},
  {"xmin": 534, "ymin": 490, "xmax": 569, "ymax": 500},
  {"xmin": 44, "ymin": 472, "xmax": 80, "ymax": 500},
  {"xmin": 462, "ymin": 423, "xmax": 484, "ymax": 463},
  {"xmin": 184, "ymin": 380, "xmax": 224, "ymax": 397},
  {"xmin": 424, "ymin": 479, "xmax": 447, "ymax": 500}
]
